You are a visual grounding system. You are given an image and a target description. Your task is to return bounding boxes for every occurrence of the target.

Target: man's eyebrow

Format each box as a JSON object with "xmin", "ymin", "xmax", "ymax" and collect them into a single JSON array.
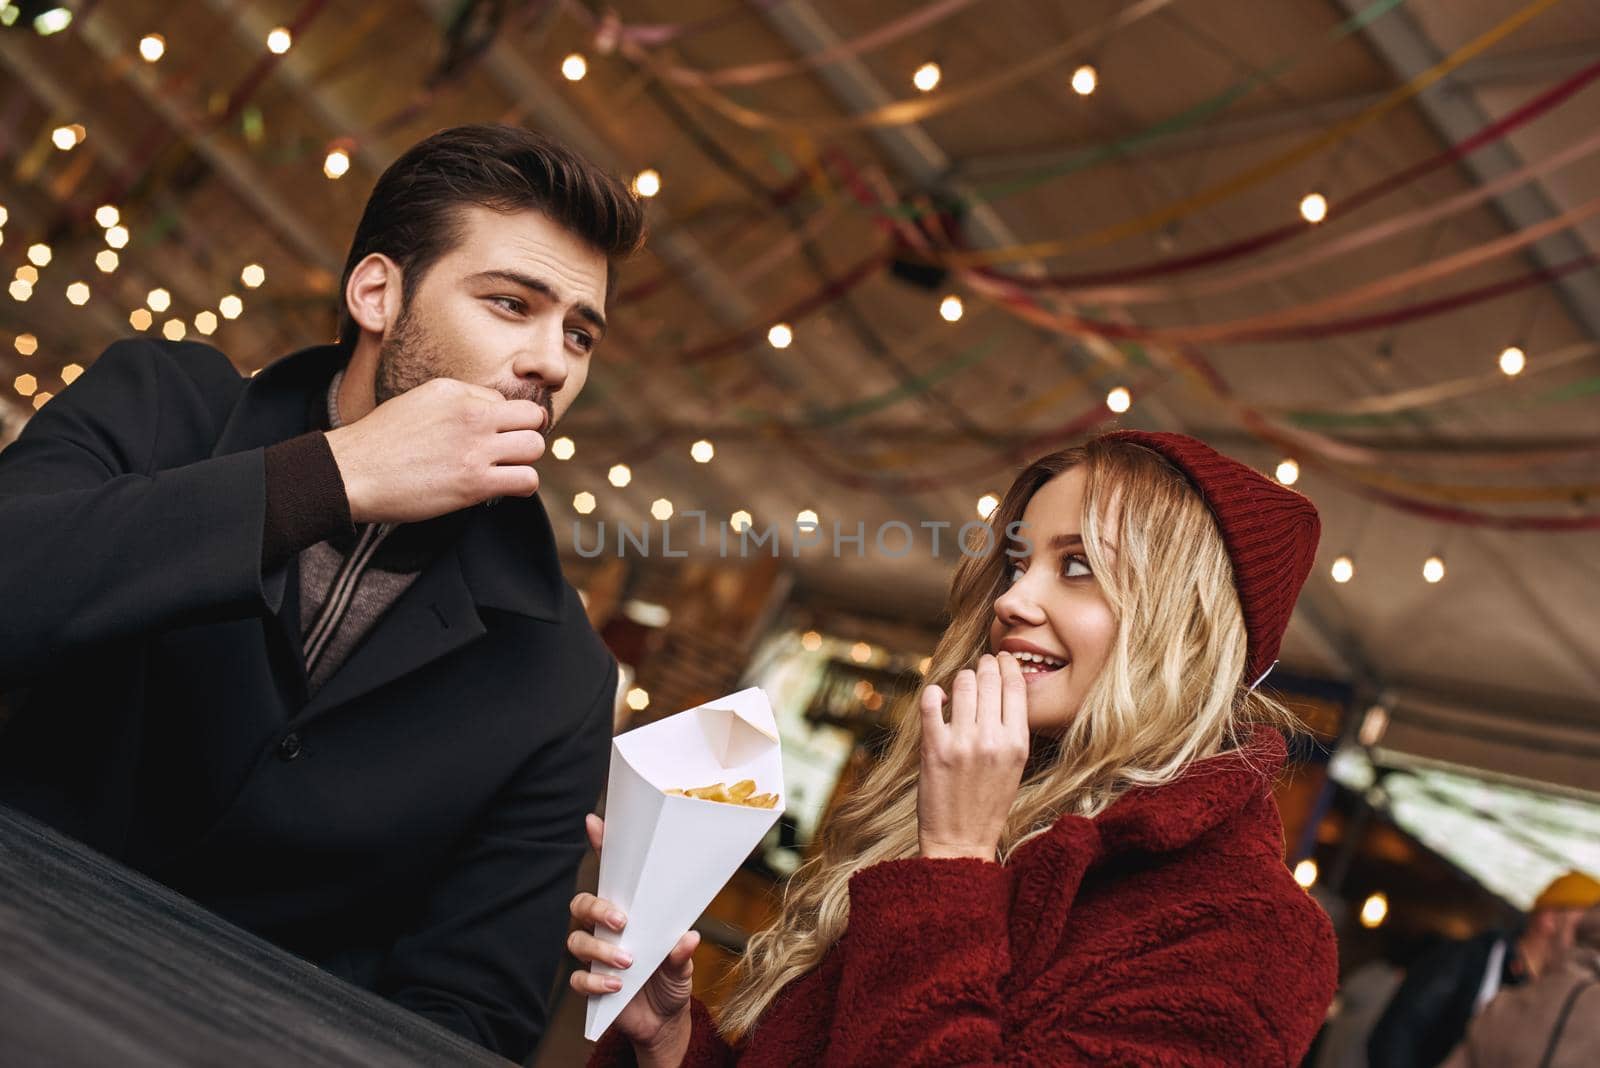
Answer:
[{"xmin": 466, "ymin": 269, "xmax": 607, "ymax": 336}]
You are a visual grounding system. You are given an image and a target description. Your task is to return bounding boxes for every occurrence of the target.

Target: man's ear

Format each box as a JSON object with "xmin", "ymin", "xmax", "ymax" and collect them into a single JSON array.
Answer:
[{"xmin": 344, "ymin": 253, "xmax": 402, "ymax": 338}]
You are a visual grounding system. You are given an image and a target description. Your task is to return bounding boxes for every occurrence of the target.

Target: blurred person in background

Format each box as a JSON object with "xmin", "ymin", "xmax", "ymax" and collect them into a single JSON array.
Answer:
[
  {"xmin": 1368, "ymin": 871, "xmax": 1600, "ymax": 1068},
  {"xmin": 1440, "ymin": 901, "xmax": 1600, "ymax": 1068}
]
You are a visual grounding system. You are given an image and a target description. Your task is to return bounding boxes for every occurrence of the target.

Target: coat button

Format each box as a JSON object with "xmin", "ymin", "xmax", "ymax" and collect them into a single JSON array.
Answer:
[{"xmin": 278, "ymin": 732, "xmax": 304, "ymax": 761}]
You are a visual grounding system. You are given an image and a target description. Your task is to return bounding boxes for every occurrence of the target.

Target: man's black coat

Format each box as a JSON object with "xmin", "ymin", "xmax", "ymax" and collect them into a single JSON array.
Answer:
[{"xmin": 0, "ymin": 338, "xmax": 615, "ymax": 1061}]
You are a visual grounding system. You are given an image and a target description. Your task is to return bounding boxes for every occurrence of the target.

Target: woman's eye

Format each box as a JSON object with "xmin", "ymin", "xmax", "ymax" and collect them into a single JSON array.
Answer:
[
  {"xmin": 566, "ymin": 328, "xmax": 596, "ymax": 353},
  {"xmin": 1061, "ymin": 553, "xmax": 1092, "ymax": 578}
]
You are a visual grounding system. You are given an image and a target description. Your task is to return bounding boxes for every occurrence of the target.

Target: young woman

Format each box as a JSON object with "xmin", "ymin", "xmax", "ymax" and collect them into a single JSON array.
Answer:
[{"xmin": 569, "ymin": 430, "xmax": 1339, "ymax": 1066}]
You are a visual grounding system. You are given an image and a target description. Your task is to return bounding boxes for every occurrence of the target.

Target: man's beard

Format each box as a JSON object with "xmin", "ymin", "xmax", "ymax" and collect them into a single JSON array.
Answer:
[{"xmin": 374, "ymin": 302, "xmax": 556, "ymax": 430}]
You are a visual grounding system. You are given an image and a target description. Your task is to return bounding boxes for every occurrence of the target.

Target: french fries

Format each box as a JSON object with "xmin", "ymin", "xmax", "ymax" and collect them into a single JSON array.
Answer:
[{"xmin": 664, "ymin": 778, "xmax": 779, "ymax": 809}]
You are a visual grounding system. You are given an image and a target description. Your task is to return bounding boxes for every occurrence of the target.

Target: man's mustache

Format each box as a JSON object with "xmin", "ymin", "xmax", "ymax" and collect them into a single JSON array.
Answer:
[{"xmin": 502, "ymin": 384, "xmax": 555, "ymax": 429}]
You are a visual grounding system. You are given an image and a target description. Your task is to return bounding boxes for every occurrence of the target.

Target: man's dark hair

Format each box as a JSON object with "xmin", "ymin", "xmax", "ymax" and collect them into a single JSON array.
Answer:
[{"xmin": 335, "ymin": 124, "xmax": 646, "ymax": 350}]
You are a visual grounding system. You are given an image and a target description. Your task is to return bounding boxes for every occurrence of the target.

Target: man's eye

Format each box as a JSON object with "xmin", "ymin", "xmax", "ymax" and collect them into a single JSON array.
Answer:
[
  {"xmin": 566, "ymin": 328, "xmax": 596, "ymax": 353},
  {"xmin": 488, "ymin": 296, "xmax": 524, "ymax": 314}
]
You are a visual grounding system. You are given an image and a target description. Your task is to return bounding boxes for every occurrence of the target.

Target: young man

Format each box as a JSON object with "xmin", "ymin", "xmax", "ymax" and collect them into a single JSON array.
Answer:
[{"xmin": 0, "ymin": 124, "xmax": 645, "ymax": 1061}]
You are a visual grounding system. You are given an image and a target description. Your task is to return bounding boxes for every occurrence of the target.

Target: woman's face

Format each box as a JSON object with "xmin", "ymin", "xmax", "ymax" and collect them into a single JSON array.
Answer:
[{"xmin": 987, "ymin": 467, "xmax": 1117, "ymax": 733}]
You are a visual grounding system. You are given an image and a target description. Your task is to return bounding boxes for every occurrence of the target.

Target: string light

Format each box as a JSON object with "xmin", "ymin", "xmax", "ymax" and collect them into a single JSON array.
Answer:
[
  {"xmin": 632, "ymin": 169, "xmax": 661, "ymax": 198},
  {"xmin": 625, "ymin": 687, "xmax": 650, "ymax": 711},
  {"xmin": 561, "ymin": 53, "xmax": 588, "ymax": 81},
  {"xmin": 95, "ymin": 250, "xmax": 119, "ymax": 273},
  {"xmin": 15, "ymin": 373, "xmax": 38, "ymax": 396},
  {"xmin": 32, "ymin": 391, "xmax": 52, "ymax": 410},
  {"xmin": 796, "ymin": 508, "xmax": 819, "ymax": 530},
  {"xmin": 572, "ymin": 491, "xmax": 596, "ymax": 515},
  {"xmin": 1331, "ymin": 555, "xmax": 1355, "ymax": 584},
  {"xmin": 146, "ymin": 288, "xmax": 171, "ymax": 312},
  {"xmin": 850, "ymin": 641, "xmax": 874, "ymax": 663},
  {"xmin": 976, "ymin": 493, "xmax": 999, "ymax": 519},
  {"xmin": 139, "ymin": 33, "xmax": 165, "ymax": 62},
  {"xmin": 1106, "ymin": 385, "xmax": 1132, "ymax": 413},
  {"xmin": 801, "ymin": 630, "xmax": 822, "ymax": 652},
  {"xmin": 1498, "ymin": 345, "xmax": 1526, "ymax": 376},
  {"xmin": 1293, "ymin": 859, "xmax": 1318, "ymax": 889},
  {"xmin": 767, "ymin": 322, "xmax": 793, "ymax": 349},
  {"xmin": 939, "ymin": 294, "xmax": 964, "ymax": 322},
  {"xmin": 241, "ymin": 263, "xmax": 266, "ymax": 288},
  {"xmin": 0, "ymin": 203, "xmax": 6, "ymax": 226},
  {"xmin": 551, "ymin": 436, "xmax": 575, "ymax": 460},
  {"xmin": 1422, "ymin": 555, "xmax": 1446, "ymax": 583},
  {"xmin": 27, "ymin": 243, "xmax": 51, "ymax": 266},
  {"xmin": 323, "ymin": 148, "xmax": 351, "ymax": 180},
  {"xmin": 14, "ymin": 334, "xmax": 37, "ymax": 356},
  {"xmin": 1300, "ymin": 192, "xmax": 1328, "ymax": 224},
  {"xmin": 194, "ymin": 310, "xmax": 219, "ymax": 335},
  {"xmin": 60, "ymin": 363, "xmax": 83, "ymax": 385},
  {"xmin": 690, "ymin": 439, "xmax": 714, "ymax": 463},
  {"xmin": 33, "ymin": 7, "xmax": 71, "ymax": 34},
  {"xmin": 918, "ymin": 656, "xmax": 932, "ymax": 674},
  {"xmin": 94, "ymin": 205, "xmax": 120, "ymax": 228},
  {"xmin": 51, "ymin": 125, "xmax": 82, "ymax": 151},
  {"xmin": 65, "ymin": 281, "xmax": 90, "ymax": 305},
  {"xmin": 730, "ymin": 509, "xmax": 752, "ymax": 532},
  {"xmin": 1071, "ymin": 64, "xmax": 1098, "ymax": 95},
  {"xmin": 1359, "ymin": 892, "xmax": 1389, "ymax": 929},
  {"xmin": 15, "ymin": 265, "xmax": 37, "ymax": 283},
  {"xmin": 218, "ymin": 294, "xmax": 243, "ymax": 319},
  {"xmin": 8, "ymin": 280, "xmax": 33, "ymax": 302},
  {"xmin": 105, "ymin": 225, "xmax": 130, "ymax": 249},
  {"xmin": 651, "ymin": 498, "xmax": 674, "ymax": 521},
  {"xmin": 162, "ymin": 319, "xmax": 187, "ymax": 341},
  {"xmin": 266, "ymin": 27, "xmax": 292, "ymax": 54},
  {"xmin": 1275, "ymin": 458, "xmax": 1300, "ymax": 485},
  {"xmin": 1359, "ymin": 704, "xmax": 1389, "ymax": 747},
  {"xmin": 912, "ymin": 61, "xmax": 942, "ymax": 92},
  {"xmin": 607, "ymin": 463, "xmax": 631, "ymax": 487},
  {"xmin": 129, "ymin": 308, "xmax": 153, "ymax": 330}
]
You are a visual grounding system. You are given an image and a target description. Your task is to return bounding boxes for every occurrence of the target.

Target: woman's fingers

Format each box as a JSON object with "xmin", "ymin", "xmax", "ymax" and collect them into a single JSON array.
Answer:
[
  {"xmin": 997, "ymin": 652, "xmax": 1029, "ymax": 733},
  {"xmin": 585, "ymin": 813, "xmax": 605, "ymax": 855},
  {"xmin": 569, "ymin": 891, "xmax": 626, "ymax": 933},
  {"xmin": 950, "ymin": 666, "xmax": 979, "ymax": 728},
  {"xmin": 568, "ymin": 928, "xmax": 634, "ymax": 969},
  {"xmin": 570, "ymin": 968, "xmax": 624, "ymax": 995},
  {"xmin": 920, "ymin": 683, "xmax": 945, "ymax": 733},
  {"xmin": 663, "ymin": 930, "xmax": 701, "ymax": 974},
  {"xmin": 975, "ymin": 654, "xmax": 1002, "ymax": 730}
]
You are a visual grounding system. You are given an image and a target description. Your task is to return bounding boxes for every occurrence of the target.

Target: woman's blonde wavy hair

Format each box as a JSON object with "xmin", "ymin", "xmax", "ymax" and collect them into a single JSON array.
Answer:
[{"xmin": 716, "ymin": 437, "xmax": 1298, "ymax": 1039}]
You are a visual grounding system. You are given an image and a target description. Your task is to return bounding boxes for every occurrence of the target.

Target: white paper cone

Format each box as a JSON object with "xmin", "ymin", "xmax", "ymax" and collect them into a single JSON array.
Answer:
[{"xmin": 583, "ymin": 687, "xmax": 784, "ymax": 1042}]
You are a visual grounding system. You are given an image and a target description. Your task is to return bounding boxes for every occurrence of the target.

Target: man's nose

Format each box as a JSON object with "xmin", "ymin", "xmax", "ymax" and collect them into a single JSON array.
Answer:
[{"xmin": 512, "ymin": 325, "xmax": 569, "ymax": 390}]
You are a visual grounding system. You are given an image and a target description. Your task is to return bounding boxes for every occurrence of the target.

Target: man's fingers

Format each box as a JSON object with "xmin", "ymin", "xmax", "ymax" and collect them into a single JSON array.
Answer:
[
  {"xmin": 493, "ymin": 397, "xmax": 548, "ymax": 431},
  {"xmin": 484, "ymin": 465, "xmax": 540, "ymax": 499},
  {"xmin": 490, "ymin": 429, "xmax": 545, "ymax": 466}
]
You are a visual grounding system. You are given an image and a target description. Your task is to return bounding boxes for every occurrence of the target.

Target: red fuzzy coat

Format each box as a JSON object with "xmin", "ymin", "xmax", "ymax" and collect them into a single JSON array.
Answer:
[{"xmin": 592, "ymin": 728, "xmax": 1337, "ymax": 1067}]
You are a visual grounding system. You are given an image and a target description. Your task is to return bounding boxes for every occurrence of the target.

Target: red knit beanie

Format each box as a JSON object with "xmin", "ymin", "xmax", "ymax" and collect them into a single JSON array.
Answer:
[{"xmin": 1099, "ymin": 430, "xmax": 1321, "ymax": 689}]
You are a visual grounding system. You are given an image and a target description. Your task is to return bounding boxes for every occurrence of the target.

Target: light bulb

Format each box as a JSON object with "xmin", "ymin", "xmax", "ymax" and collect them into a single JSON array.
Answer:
[
  {"xmin": 1300, "ymin": 192, "xmax": 1328, "ymax": 224},
  {"xmin": 551, "ymin": 436, "xmax": 575, "ymax": 460},
  {"xmin": 323, "ymin": 149, "xmax": 351, "ymax": 180},
  {"xmin": 796, "ymin": 508, "xmax": 818, "ymax": 529},
  {"xmin": 976, "ymin": 493, "xmax": 999, "ymax": 519},
  {"xmin": 1275, "ymin": 458, "xmax": 1300, "ymax": 485},
  {"xmin": 94, "ymin": 204, "xmax": 120, "ymax": 228},
  {"xmin": 1359, "ymin": 892, "xmax": 1388, "ymax": 928},
  {"xmin": 607, "ymin": 464, "xmax": 631, "ymax": 487},
  {"xmin": 767, "ymin": 322, "xmax": 794, "ymax": 349},
  {"xmin": 146, "ymin": 288, "xmax": 171, "ymax": 312},
  {"xmin": 266, "ymin": 27, "xmax": 292, "ymax": 54},
  {"xmin": 561, "ymin": 53, "xmax": 588, "ymax": 81},
  {"xmin": 572, "ymin": 491, "xmax": 596, "ymax": 515},
  {"xmin": 1331, "ymin": 556, "xmax": 1354, "ymax": 584},
  {"xmin": 65, "ymin": 281, "xmax": 90, "ymax": 305},
  {"xmin": 95, "ymin": 250, "xmax": 119, "ymax": 273},
  {"xmin": 850, "ymin": 641, "xmax": 873, "ymax": 663},
  {"xmin": 219, "ymin": 294, "xmax": 243, "ymax": 319},
  {"xmin": 13, "ymin": 333, "xmax": 37, "ymax": 356},
  {"xmin": 1498, "ymin": 345, "xmax": 1526, "ymax": 376},
  {"xmin": 60, "ymin": 363, "xmax": 83, "ymax": 385},
  {"xmin": 939, "ymin": 294, "xmax": 964, "ymax": 322},
  {"xmin": 241, "ymin": 263, "xmax": 266, "ymax": 288},
  {"xmin": 139, "ymin": 33, "xmax": 165, "ymax": 62},
  {"xmin": 632, "ymin": 169, "xmax": 661, "ymax": 198},
  {"xmin": 651, "ymin": 498, "xmax": 674, "ymax": 521},
  {"xmin": 912, "ymin": 61, "xmax": 941, "ymax": 92},
  {"xmin": 105, "ymin": 225, "xmax": 130, "ymax": 249},
  {"xmin": 801, "ymin": 630, "xmax": 822, "ymax": 651},
  {"xmin": 1293, "ymin": 859, "xmax": 1318, "ymax": 889},
  {"xmin": 162, "ymin": 318, "xmax": 187, "ymax": 341},
  {"xmin": 1071, "ymin": 64, "xmax": 1098, "ymax": 95},
  {"xmin": 730, "ymin": 509, "xmax": 752, "ymax": 532},
  {"xmin": 1423, "ymin": 555, "xmax": 1446, "ymax": 583},
  {"xmin": 27, "ymin": 243, "xmax": 52, "ymax": 266},
  {"xmin": 129, "ymin": 308, "xmax": 153, "ymax": 330},
  {"xmin": 194, "ymin": 310, "xmax": 219, "ymax": 335},
  {"xmin": 625, "ymin": 687, "xmax": 650, "ymax": 711},
  {"xmin": 1106, "ymin": 386, "xmax": 1132, "ymax": 413},
  {"xmin": 690, "ymin": 439, "xmax": 714, "ymax": 463}
]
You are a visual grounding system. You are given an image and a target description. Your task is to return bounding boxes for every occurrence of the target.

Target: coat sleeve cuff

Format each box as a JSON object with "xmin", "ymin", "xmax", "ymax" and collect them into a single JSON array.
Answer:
[{"xmin": 261, "ymin": 430, "xmax": 353, "ymax": 570}]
